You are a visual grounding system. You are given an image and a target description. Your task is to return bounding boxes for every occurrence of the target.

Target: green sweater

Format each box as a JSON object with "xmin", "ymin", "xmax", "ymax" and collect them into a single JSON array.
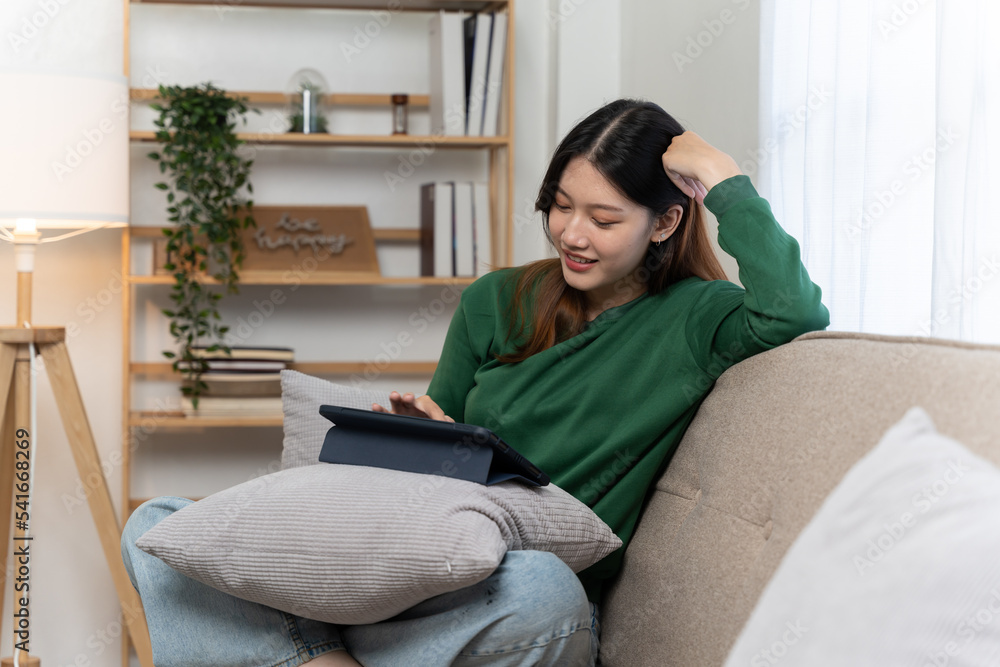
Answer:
[{"xmin": 426, "ymin": 176, "xmax": 830, "ymax": 601}]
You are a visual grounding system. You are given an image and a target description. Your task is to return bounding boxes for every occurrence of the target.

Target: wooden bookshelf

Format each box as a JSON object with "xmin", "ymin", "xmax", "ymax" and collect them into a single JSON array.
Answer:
[{"xmin": 122, "ymin": 0, "xmax": 515, "ymax": 661}]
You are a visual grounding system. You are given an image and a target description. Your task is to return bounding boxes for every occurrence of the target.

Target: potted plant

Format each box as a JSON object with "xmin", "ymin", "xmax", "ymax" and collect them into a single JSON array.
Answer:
[{"xmin": 147, "ymin": 83, "xmax": 256, "ymax": 406}]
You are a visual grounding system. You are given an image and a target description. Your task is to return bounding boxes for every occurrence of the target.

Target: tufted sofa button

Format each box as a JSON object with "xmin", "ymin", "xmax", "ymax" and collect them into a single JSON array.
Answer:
[{"xmin": 763, "ymin": 519, "xmax": 773, "ymax": 540}]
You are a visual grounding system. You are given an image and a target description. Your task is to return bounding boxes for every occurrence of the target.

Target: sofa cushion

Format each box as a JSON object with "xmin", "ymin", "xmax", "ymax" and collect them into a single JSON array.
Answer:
[
  {"xmin": 600, "ymin": 332, "xmax": 1000, "ymax": 666},
  {"xmin": 723, "ymin": 406, "xmax": 1000, "ymax": 665}
]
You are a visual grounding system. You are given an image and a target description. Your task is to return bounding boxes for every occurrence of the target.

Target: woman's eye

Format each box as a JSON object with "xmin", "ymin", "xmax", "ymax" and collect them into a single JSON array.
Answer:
[
  {"xmin": 592, "ymin": 219, "xmax": 616, "ymax": 228},
  {"xmin": 554, "ymin": 203, "xmax": 570, "ymax": 211}
]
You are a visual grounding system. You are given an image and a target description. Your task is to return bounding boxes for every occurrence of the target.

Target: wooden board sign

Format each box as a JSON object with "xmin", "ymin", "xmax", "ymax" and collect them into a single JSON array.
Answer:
[
  {"xmin": 152, "ymin": 206, "xmax": 380, "ymax": 278},
  {"xmin": 240, "ymin": 206, "xmax": 380, "ymax": 276}
]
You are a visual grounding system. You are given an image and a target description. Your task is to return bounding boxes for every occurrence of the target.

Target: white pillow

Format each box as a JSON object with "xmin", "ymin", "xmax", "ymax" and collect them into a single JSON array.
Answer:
[
  {"xmin": 136, "ymin": 463, "xmax": 621, "ymax": 625},
  {"xmin": 724, "ymin": 407, "xmax": 1000, "ymax": 666},
  {"xmin": 280, "ymin": 370, "xmax": 391, "ymax": 470}
]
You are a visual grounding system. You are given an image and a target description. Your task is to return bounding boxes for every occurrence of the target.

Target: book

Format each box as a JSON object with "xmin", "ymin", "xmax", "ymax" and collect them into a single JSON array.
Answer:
[
  {"xmin": 420, "ymin": 182, "xmax": 454, "ymax": 277},
  {"xmin": 463, "ymin": 14, "xmax": 475, "ymax": 127},
  {"xmin": 481, "ymin": 12, "xmax": 508, "ymax": 137},
  {"xmin": 454, "ymin": 182, "xmax": 475, "ymax": 277},
  {"xmin": 181, "ymin": 396, "xmax": 284, "ymax": 417},
  {"xmin": 189, "ymin": 346, "xmax": 294, "ymax": 362},
  {"xmin": 428, "ymin": 10, "xmax": 467, "ymax": 136},
  {"xmin": 473, "ymin": 182, "xmax": 492, "ymax": 275},
  {"xmin": 190, "ymin": 373, "xmax": 283, "ymax": 398},
  {"xmin": 465, "ymin": 13, "xmax": 493, "ymax": 136},
  {"xmin": 177, "ymin": 359, "xmax": 287, "ymax": 372}
]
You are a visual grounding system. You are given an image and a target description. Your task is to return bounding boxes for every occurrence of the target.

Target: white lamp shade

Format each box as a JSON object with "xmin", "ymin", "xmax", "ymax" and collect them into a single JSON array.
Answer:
[{"xmin": 0, "ymin": 70, "xmax": 129, "ymax": 230}]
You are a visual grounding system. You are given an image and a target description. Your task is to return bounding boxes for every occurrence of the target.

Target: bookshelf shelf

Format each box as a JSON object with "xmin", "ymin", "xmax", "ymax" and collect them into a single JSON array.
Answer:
[
  {"xmin": 129, "ymin": 225, "xmax": 423, "ymax": 241},
  {"xmin": 131, "ymin": 361, "xmax": 438, "ymax": 378},
  {"xmin": 129, "ymin": 412, "xmax": 284, "ymax": 428},
  {"xmin": 130, "ymin": 89, "xmax": 432, "ymax": 107},
  {"xmin": 130, "ymin": 129, "xmax": 509, "ymax": 148},
  {"xmin": 128, "ymin": 273, "xmax": 477, "ymax": 286},
  {"xmin": 131, "ymin": 0, "xmax": 508, "ymax": 11}
]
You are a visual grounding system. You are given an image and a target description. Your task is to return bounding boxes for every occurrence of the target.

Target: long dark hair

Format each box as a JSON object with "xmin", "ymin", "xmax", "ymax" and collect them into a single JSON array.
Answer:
[{"xmin": 497, "ymin": 99, "xmax": 727, "ymax": 363}]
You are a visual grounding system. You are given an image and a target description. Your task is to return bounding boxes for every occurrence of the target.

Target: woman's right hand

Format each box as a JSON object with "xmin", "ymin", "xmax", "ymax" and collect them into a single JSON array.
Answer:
[{"xmin": 372, "ymin": 391, "xmax": 455, "ymax": 422}]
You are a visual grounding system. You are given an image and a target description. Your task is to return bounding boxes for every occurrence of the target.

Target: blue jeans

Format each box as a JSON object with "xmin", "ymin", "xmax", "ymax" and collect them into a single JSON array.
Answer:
[{"xmin": 122, "ymin": 497, "xmax": 600, "ymax": 666}]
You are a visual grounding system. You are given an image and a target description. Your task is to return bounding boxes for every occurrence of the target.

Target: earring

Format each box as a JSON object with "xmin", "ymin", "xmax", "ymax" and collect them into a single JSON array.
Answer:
[{"xmin": 655, "ymin": 233, "xmax": 665, "ymax": 247}]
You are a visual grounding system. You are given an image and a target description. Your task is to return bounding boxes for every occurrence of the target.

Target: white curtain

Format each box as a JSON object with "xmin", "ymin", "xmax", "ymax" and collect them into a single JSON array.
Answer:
[{"xmin": 759, "ymin": 0, "xmax": 1000, "ymax": 344}]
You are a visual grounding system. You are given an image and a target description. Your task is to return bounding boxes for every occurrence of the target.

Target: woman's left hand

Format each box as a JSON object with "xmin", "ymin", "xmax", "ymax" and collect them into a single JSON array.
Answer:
[{"xmin": 661, "ymin": 131, "xmax": 743, "ymax": 205}]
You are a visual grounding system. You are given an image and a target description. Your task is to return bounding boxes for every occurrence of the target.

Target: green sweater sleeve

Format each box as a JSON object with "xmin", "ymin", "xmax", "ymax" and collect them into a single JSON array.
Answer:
[
  {"xmin": 426, "ymin": 297, "xmax": 477, "ymax": 424},
  {"xmin": 426, "ymin": 273, "xmax": 512, "ymax": 423},
  {"xmin": 686, "ymin": 175, "xmax": 830, "ymax": 376}
]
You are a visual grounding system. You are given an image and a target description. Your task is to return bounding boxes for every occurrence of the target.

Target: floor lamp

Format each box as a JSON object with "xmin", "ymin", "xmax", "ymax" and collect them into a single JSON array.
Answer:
[{"xmin": 0, "ymin": 71, "xmax": 153, "ymax": 666}]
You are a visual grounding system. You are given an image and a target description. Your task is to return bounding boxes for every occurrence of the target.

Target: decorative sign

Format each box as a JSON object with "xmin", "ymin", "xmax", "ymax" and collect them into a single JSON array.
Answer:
[
  {"xmin": 152, "ymin": 206, "xmax": 380, "ymax": 278},
  {"xmin": 240, "ymin": 206, "xmax": 379, "ymax": 276}
]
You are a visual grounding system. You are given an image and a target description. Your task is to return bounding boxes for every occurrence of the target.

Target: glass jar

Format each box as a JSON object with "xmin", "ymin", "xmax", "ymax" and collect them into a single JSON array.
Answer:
[
  {"xmin": 286, "ymin": 69, "xmax": 329, "ymax": 134},
  {"xmin": 391, "ymin": 94, "xmax": 409, "ymax": 135}
]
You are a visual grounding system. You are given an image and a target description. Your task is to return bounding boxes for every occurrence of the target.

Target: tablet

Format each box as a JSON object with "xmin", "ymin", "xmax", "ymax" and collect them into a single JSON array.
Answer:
[{"xmin": 317, "ymin": 404, "xmax": 550, "ymax": 487}]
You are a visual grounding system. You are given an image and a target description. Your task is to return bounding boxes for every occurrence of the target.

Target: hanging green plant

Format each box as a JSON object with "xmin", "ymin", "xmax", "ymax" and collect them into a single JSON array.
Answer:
[{"xmin": 147, "ymin": 82, "xmax": 256, "ymax": 407}]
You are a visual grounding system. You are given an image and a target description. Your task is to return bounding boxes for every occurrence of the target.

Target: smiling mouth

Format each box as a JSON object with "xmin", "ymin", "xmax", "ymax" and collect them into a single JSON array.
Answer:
[{"xmin": 563, "ymin": 250, "xmax": 597, "ymax": 264}]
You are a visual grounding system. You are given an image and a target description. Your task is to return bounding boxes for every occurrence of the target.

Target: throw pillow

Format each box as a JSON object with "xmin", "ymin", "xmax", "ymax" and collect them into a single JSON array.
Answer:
[
  {"xmin": 135, "ymin": 463, "xmax": 622, "ymax": 625},
  {"xmin": 723, "ymin": 407, "xmax": 1000, "ymax": 666},
  {"xmin": 280, "ymin": 370, "xmax": 391, "ymax": 470}
]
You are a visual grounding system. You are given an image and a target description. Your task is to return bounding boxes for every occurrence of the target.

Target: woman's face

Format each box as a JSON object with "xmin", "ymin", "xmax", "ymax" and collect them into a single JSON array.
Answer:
[{"xmin": 547, "ymin": 156, "xmax": 670, "ymax": 317}]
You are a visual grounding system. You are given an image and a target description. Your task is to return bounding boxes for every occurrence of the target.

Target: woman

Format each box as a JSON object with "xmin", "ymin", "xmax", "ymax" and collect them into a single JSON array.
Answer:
[{"xmin": 122, "ymin": 99, "xmax": 829, "ymax": 666}]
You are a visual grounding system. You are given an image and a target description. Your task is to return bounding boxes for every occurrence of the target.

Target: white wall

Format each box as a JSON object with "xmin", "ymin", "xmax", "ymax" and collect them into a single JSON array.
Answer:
[
  {"xmin": 620, "ymin": 0, "xmax": 761, "ymax": 282},
  {"xmin": 0, "ymin": 1, "xmax": 761, "ymax": 664}
]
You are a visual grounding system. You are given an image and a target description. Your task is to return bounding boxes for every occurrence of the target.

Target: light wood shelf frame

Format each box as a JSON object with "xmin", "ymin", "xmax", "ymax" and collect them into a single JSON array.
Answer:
[
  {"xmin": 131, "ymin": 361, "xmax": 438, "ymax": 377},
  {"xmin": 132, "ymin": 0, "xmax": 508, "ymax": 11},
  {"xmin": 130, "ymin": 129, "xmax": 509, "ymax": 148},
  {"xmin": 130, "ymin": 89, "xmax": 431, "ymax": 107}
]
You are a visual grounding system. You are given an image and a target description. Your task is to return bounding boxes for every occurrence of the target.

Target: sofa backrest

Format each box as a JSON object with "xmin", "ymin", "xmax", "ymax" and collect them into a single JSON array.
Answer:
[{"xmin": 599, "ymin": 331, "xmax": 1000, "ymax": 666}]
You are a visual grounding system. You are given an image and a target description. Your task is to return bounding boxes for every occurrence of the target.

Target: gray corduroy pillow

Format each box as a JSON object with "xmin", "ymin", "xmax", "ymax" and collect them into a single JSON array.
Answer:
[
  {"xmin": 135, "ymin": 463, "xmax": 622, "ymax": 625},
  {"xmin": 279, "ymin": 370, "xmax": 392, "ymax": 470}
]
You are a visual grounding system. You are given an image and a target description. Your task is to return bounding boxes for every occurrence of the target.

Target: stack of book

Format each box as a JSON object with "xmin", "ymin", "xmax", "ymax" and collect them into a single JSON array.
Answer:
[
  {"xmin": 420, "ymin": 181, "xmax": 492, "ymax": 278},
  {"xmin": 429, "ymin": 9, "xmax": 508, "ymax": 137},
  {"xmin": 179, "ymin": 346, "xmax": 293, "ymax": 417}
]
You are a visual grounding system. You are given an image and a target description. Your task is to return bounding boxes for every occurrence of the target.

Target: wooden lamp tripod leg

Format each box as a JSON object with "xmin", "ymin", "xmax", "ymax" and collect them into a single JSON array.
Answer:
[
  {"xmin": 0, "ymin": 342, "xmax": 39, "ymax": 667},
  {"xmin": 0, "ymin": 333, "xmax": 154, "ymax": 667},
  {"xmin": 40, "ymin": 341, "xmax": 155, "ymax": 666}
]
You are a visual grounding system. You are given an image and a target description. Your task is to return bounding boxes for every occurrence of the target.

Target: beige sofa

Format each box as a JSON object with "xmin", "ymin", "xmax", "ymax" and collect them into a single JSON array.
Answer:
[{"xmin": 599, "ymin": 331, "xmax": 1000, "ymax": 666}]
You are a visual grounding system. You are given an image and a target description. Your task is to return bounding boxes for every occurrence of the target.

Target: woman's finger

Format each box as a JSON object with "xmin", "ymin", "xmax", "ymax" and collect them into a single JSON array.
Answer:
[{"xmin": 665, "ymin": 168, "xmax": 695, "ymax": 198}]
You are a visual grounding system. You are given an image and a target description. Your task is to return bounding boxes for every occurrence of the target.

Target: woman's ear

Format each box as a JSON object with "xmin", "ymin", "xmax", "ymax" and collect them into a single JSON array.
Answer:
[{"xmin": 650, "ymin": 204, "xmax": 684, "ymax": 244}]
